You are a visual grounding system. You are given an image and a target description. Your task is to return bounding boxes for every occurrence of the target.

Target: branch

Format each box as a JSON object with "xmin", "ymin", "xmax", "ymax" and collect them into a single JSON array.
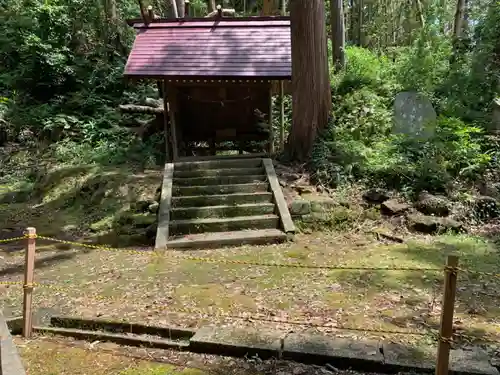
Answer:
[
  {"xmin": 119, "ymin": 104, "xmax": 164, "ymax": 114},
  {"xmin": 205, "ymin": 8, "xmax": 236, "ymax": 17}
]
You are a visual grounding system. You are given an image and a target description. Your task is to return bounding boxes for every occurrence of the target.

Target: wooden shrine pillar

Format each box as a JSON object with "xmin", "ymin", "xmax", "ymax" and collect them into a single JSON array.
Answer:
[
  {"xmin": 279, "ymin": 81, "xmax": 285, "ymax": 150},
  {"xmin": 268, "ymin": 85, "xmax": 274, "ymax": 155},
  {"xmin": 163, "ymin": 81, "xmax": 179, "ymax": 161}
]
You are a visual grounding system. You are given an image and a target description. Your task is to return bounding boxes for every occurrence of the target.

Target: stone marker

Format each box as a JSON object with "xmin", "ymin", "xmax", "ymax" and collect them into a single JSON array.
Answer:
[
  {"xmin": 492, "ymin": 98, "xmax": 500, "ymax": 132},
  {"xmin": 393, "ymin": 91, "xmax": 437, "ymax": 140}
]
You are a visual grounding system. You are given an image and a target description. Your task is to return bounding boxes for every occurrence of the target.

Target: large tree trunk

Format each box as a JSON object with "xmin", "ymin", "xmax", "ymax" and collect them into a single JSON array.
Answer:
[
  {"xmin": 330, "ymin": 0, "xmax": 345, "ymax": 71},
  {"xmin": 286, "ymin": 0, "xmax": 332, "ymax": 162}
]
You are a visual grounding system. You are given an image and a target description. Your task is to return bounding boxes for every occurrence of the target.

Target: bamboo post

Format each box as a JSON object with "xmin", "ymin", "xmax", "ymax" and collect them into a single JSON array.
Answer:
[
  {"xmin": 435, "ymin": 255, "xmax": 459, "ymax": 375},
  {"xmin": 22, "ymin": 227, "xmax": 36, "ymax": 338}
]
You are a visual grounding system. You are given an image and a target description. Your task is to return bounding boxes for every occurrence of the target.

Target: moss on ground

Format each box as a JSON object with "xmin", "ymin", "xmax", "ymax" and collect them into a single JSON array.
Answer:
[{"xmin": 16, "ymin": 339, "xmax": 205, "ymax": 375}]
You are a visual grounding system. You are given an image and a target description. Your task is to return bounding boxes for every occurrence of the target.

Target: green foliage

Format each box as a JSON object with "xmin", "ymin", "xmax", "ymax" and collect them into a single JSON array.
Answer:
[{"xmin": 312, "ymin": 44, "xmax": 494, "ymax": 194}]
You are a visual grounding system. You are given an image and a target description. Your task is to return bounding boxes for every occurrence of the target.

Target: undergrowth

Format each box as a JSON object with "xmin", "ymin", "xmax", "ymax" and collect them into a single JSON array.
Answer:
[{"xmin": 312, "ymin": 9, "xmax": 500, "ymax": 196}]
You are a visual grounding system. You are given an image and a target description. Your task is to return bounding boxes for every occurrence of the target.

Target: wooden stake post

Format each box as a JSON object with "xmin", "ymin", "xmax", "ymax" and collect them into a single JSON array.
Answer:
[
  {"xmin": 22, "ymin": 227, "xmax": 36, "ymax": 338},
  {"xmin": 435, "ymin": 255, "xmax": 459, "ymax": 375}
]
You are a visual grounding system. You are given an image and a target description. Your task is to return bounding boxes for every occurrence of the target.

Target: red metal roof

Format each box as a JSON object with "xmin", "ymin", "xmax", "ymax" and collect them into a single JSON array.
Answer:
[{"xmin": 124, "ymin": 18, "xmax": 291, "ymax": 79}]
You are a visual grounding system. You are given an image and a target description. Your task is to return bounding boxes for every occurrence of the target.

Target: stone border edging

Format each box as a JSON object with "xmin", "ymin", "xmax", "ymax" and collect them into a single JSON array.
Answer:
[
  {"xmin": 1, "ymin": 311, "xmax": 26, "ymax": 375},
  {"xmin": 22, "ymin": 316, "xmax": 499, "ymax": 375}
]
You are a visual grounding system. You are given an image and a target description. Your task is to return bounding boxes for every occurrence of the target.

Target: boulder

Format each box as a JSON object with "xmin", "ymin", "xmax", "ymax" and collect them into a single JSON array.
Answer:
[
  {"xmin": 363, "ymin": 188, "xmax": 390, "ymax": 203},
  {"xmin": 415, "ymin": 192, "xmax": 450, "ymax": 217},
  {"xmin": 407, "ymin": 213, "xmax": 463, "ymax": 234},
  {"xmin": 289, "ymin": 200, "xmax": 311, "ymax": 216},
  {"xmin": 310, "ymin": 198, "xmax": 337, "ymax": 212},
  {"xmin": 381, "ymin": 199, "xmax": 411, "ymax": 216}
]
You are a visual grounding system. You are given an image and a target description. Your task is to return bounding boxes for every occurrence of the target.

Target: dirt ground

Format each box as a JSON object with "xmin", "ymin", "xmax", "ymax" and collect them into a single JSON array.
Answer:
[
  {"xmin": 2, "ymin": 161, "xmax": 500, "ymax": 367},
  {"xmin": 2, "ymin": 231, "xmax": 500, "ymax": 358}
]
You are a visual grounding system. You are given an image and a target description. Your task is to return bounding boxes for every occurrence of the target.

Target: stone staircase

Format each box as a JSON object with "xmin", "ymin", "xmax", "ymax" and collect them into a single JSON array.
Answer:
[{"xmin": 155, "ymin": 157, "xmax": 295, "ymax": 249}]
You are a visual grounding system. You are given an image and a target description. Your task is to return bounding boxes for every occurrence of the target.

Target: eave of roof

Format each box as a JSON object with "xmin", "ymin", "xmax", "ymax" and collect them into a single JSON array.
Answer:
[{"xmin": 123, "ymin": 17, "xmax": 292, "ymax": 80}]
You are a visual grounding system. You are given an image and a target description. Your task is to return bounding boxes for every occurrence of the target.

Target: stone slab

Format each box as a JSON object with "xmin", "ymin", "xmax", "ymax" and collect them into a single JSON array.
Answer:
[
  {"xmin": 450, "ymin": 349, "xmax": 499, "ymax": 375},
  {"xmin": 189, "ymin": 326, "xmax": 282, "ymax": 359},
  {"xmin": 0, "ymin": 310, "xmax": 26, "ymax": 375},
  {"xmin": 155, "ymin": 162, "xmax": 174, "ymax": 249},
  {"xmin": 283, "ymin": 333, "xmax": 384, "ymax": 371},
  {"xmin": 381, "ymin": 342, "xmax": 435, "ymax": 371},
  {"xmin": 382, "ymin": 342, "xmax": 499, "ymax": 375},
  {"xmin": 263, "ymin": 158, "xmax": 295, "ymax": 233}
]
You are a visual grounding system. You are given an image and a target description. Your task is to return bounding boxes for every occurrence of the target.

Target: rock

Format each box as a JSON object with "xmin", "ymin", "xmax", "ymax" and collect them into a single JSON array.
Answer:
[
  {"xmin": 132, "ymin": 200, "xmax": 153, "ymax": 213},
  {"xmin": 415, "ymin": 192, "xmax": 450, "ymax": 217},
  {"xmin": 478, "ymin": 181, "xmax": 500, "ymax": 199},
  {"xmin": 293, "ymin": 185, "xmax": 316, "ymax": 195},
  {"xmin": 472, "ymin": 196, "xmax": 500, "ymax": 221},
  {"xmin": 381, "ymin": 199, "xmax": 411, "ymax": 215},
  {"xmin": 363, "ymin": 188, "xmax": 390, "ymax": 203},
  {"xmin": 310, "ymin": 199, "xmax": 337, "ymax": 212},
  {"xmin": 407, "ymin": 213, "xmax": 463, "ymax": 234},
  {"xmin": 148, "ymin": 202, "xmax": 159, "ymax": 214},
  {"xmin": 118, "ymin": 213, "xmax": 157, "ymax": 228},
  {"xmin": 289, "ymin": 200, "xmax": 311, "ymax": 216},
  {"xmin": 279, "ymin": 179, "xmax": 287, "ymax": 188}
]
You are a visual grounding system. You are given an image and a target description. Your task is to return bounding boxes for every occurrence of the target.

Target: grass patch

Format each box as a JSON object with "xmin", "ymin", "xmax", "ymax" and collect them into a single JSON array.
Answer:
[
  {"xmin": 16, "ymin": 338, "xmax": 204, "ymax": 375},
  {"xmin": 2, "ymin": 231, "xmax": 500, "ymax": 350}
]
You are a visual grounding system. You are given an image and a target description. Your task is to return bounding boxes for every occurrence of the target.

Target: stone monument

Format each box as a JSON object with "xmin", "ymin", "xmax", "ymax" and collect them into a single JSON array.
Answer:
[{"xmin": 393, "ymin": 91, "xmax": 437, "ymax": 140}]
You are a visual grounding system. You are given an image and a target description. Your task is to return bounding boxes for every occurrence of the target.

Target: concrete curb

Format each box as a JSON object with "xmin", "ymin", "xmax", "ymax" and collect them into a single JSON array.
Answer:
[
  {"xmin": 1, "ymin": 311, "xmax": 26, "ymax": 375},
  {"xmin": 17, "ymin": 316, "xmax": 500, "ymax": 375}
]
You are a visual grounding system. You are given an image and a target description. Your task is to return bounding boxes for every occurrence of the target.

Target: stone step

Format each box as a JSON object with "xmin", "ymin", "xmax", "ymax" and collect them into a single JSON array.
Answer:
[
  {"xmin": 171, "ymin": 203, "xmax": 276, "ymax": 220},
  {"xmin": 174, "ymin": 175, "xmax": 267, "ymax": 187},
  {"xmin": 173, "ymin": 183, "xmax": 269, "ymax": 197},
  {"xmin": 169, "ymin": 214, "xmax": 279, "ymax": 235},
  {"xmin": 174, "ymin": 167, "xmax": 264, "ymax": 179},
  {"xmin": 174, "ymin": 158, "xmax": 263, "ymax": 171},
  {"xmin": 171, "ymin": 192, "xmax": 274, "ymax": 208},
  {"xmin": 167, "ymin": 229, "xmax": 287, "ymax": 249}
]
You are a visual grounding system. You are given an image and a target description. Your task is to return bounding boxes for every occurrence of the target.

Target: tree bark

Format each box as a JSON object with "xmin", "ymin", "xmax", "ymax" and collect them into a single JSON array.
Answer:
[
  {"xmin": 330, "ymin": 0, "xmax": 345, "ymax": 71},
  {"xmin": 357, "ymin": 0, "xmax": 363, "ymax": 46},
  {"xmin": 208, "ymin": 0, "xmax": 216, "ymax": 12},
  {"xmin": 286, "ymin": 0, "xmax": 332, "ymax": 162},
  {"xmin": 176, "ymin": 0, "xmax": 185, "ymax": 17},
  {"xmin": 453, "ymin": 0, "xmax": 465, "ymax": 38}
]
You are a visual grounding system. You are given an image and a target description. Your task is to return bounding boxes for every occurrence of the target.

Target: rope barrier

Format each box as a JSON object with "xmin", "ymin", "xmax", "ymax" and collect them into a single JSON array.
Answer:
[
  {"xmin": 0, "ymin": 236, "xmax": 26, "ymax": 244},
  {"xmin": 2, "ymin": 234, "xmax": 500, "ymax": 276},
  {"xmin": 2, "ymin": 279, "xmax": 438, "ymax": 337},
  {"xmin": 28, "ymin": 235, "xmax": 445, "ymax": 272}
]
